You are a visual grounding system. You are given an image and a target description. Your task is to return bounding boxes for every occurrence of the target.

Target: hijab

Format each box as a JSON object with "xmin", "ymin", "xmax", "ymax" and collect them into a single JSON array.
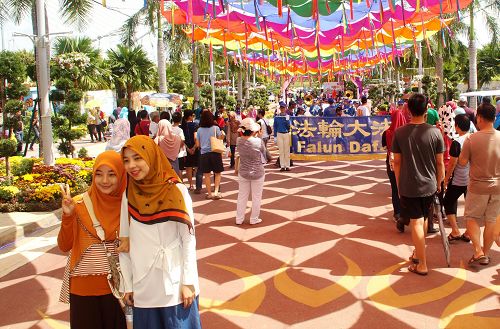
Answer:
[
  {"xmin": 68, "ymin": 151, "xmax": 127, "ymax": 272},
  {"xmin": 106, "ymin": 118, "xmax": 130, "ymax": 152},
  {"xmin": 119, "ymin": 107, "xmax": 129, "ymax": 119},
  {"xmin": 229, "ymin": 115, "xmax": 240, "ymax": 133},
  {"xmin": 386, "ymin": 109, "xmax": 408, "ymax": 154},
  {"xmin": 88, "ymin": 151, "xmax": 127, "ymax": 232},
  {"xmin": 123, "ymin": 135, "xmax": 192, "ymax": 231},
  {"xmin": 154, "ymin": 119, "xmax": 182, "ymax": 161}
]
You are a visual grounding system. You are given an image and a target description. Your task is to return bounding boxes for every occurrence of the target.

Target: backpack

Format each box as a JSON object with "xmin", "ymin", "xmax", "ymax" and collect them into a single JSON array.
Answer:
[{"xmin": 265, "ymin": 119, "xmax": 272, "ymax": 135}]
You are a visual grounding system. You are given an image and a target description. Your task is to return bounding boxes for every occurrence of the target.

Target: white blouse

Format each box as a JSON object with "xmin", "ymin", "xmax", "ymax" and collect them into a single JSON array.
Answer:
[{"xmin": 119, "ymin": 184, "xmax": 199, "ymax": 308}]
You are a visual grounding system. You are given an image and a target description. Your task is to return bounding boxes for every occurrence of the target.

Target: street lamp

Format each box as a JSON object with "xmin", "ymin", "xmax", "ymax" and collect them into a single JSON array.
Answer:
[{"xmin": 12, "ymin": 0, "xmax": 72, "ymax": 165}]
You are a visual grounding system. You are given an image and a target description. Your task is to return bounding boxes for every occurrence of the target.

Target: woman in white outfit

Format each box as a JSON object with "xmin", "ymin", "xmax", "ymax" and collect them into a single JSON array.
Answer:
[
  {"xmin": 119, "ymin": 135, "xmax": 201, "ymax": 329},
  {"xmin": 235, "ymin": 118, "xmax": 267, "ymax": 225}
]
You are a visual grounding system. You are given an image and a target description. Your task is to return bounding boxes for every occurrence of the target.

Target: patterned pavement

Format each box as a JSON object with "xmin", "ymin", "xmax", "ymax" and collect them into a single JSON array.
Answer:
[{"xmin": 0, "ymin": 145, "xmax": 499, "ymax": 329}]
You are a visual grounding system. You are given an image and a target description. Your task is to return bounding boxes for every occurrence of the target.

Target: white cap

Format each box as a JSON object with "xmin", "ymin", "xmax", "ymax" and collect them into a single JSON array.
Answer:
[
  {"xmin": 239, "ymin": 118, "xmax": 261, "ymax": 132},
  {"xmin": 459, "ymin": 96, "xmax": 467, "ymax": 102}
]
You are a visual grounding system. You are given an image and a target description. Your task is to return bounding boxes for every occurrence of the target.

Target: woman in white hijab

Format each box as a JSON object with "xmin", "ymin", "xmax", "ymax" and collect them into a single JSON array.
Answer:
[{"xmin": 105, "ymin": 115, "xmax": 130, "ymax": 152}]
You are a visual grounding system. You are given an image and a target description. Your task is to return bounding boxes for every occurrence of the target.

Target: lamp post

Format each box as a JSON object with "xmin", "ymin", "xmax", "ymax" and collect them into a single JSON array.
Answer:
[
  {"xmin": 14, "ymin": 1, "xmax": 71, "ymax": 165},
  {"xmin": 35, "ymin": 0, "xmax": 53, "ymax": 165}
]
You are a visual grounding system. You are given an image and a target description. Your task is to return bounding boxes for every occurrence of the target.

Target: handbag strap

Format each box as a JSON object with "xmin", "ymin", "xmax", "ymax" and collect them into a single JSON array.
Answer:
[{"xmin": 82, "ymin": 192, "xmax": 106, "ymax": 241}]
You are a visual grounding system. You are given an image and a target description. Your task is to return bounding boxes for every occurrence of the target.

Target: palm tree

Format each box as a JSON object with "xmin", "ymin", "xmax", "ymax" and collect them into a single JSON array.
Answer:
[
  {"xmin": 477, "ymin": 42, "xmax": 500, "ymax": 88},
  {"xmin": 1, "ymin": 0, "xmax": 94, "ymax": 162},
  {"xmin": 120, "ymin": 0, "xmax": 167, "ymax": 93},
  {"xmin": 107, "ymin": 44, "xmax": 157, "ymax": 109},
  {"xmin": 52, "ymin": 37, "xmax": 111, "ymax": 91},
  {"xmin": 467, "ymin": 0, "xmax": 500, "ymax": 108}
]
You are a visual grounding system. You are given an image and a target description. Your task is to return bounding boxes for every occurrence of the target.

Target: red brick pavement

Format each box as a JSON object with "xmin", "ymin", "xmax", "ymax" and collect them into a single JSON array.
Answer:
[{"xmin": 0, "ymin": 152, "xmax": 498, "ymax": 328}]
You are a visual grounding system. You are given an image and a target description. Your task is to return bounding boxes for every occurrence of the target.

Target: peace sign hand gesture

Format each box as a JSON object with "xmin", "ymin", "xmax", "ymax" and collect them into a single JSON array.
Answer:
[{"xmin": 60, "ymin": 183, "xmax": 75, "ymax": 216}]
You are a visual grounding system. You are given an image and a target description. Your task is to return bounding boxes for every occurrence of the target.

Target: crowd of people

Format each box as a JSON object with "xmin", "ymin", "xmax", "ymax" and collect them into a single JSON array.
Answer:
[
  {"xmin": 55, "ymin": 91, "xmax": 499, "ymax": 329},
  {"xmin": 384, "ymin": 93, "xmax": 500, "ymax": 275}
]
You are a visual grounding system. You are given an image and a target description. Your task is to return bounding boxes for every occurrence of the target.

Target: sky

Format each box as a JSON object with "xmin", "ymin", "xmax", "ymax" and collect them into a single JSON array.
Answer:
[
  {"xmin": 0, "ymin": 0, "xmax": 492, "ymax": 62},
  {"xmin": 0, "ymin": 0, "xmax": 157, "ymax": 59}
]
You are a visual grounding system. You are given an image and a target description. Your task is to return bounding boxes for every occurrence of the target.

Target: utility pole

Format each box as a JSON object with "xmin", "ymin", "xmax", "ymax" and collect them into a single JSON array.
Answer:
[{"xmin": 36, "ymin": 0, "xmax": 53, "ymax": 165}]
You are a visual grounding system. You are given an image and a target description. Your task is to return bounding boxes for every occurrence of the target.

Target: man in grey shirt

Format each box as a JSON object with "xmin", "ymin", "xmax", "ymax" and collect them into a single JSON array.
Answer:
[{"xmin": 392, "ymin": 93, "xmax": 445, "ymax": 276}]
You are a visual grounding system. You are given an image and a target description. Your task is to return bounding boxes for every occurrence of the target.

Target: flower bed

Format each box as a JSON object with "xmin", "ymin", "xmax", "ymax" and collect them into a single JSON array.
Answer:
[{"xmin": 0, "ymin": 157, "xmax": 94, "ymax": 212}]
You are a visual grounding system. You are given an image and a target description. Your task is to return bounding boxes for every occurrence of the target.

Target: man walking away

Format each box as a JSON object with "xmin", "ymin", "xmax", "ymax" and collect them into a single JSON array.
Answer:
[
  {"xmin": 459, "ymin": 103, "xmax": 500, "ymax": 266},
  {"xmin": 392, "ymin": 93, "xmax": 445, "ymax": 276}
]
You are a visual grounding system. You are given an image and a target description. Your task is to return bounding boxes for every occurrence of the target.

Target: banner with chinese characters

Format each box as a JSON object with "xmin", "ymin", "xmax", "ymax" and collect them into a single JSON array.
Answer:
[{"xmin": 289, "ymin": 116, "xmax": 391, "ymax": 161}]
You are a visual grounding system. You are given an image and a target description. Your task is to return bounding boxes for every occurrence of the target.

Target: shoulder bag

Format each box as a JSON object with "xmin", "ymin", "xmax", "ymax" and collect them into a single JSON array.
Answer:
[
  {"xmin": 82, "ymin": 192, "xmax": 125, "ymax": 299},
  {"xmin": 210, "ymin": 126, "xmax": 225, "ymax": 153}
]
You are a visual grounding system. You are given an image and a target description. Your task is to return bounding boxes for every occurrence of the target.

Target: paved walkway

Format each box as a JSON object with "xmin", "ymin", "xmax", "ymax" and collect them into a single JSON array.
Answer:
[
  {"xmin": 0, "ymin": 138, "xmax": 107, "ymax": 248},
  {"xmin": 0, "ymin": 144, "xmax": 498, "ymax": 328}
]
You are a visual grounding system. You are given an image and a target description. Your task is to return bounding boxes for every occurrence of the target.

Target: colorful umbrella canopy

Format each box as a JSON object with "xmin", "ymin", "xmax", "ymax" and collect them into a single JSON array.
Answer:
[{"xmin": 162, "ymin": 0, "xmax": 471, "ymax": 77}]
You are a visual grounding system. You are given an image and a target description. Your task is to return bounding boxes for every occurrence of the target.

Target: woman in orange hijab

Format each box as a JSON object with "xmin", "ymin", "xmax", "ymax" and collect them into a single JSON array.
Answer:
[
  {"xmin": 119, "ymin": 135, "xmax": 201, "ymax": 329},
  {"xmin": 57, "ymin": 151, "xmax": 127, "ymax": 329}
]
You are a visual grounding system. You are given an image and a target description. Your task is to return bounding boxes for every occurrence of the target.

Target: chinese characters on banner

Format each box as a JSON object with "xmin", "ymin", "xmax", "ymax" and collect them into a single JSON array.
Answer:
[{"xmin": 289, "ymin": 116, "xmax": 391, "ymax": 160}]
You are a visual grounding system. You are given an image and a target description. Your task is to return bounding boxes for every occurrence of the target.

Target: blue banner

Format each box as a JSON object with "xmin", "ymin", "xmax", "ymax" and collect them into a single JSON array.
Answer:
[{"xmin": 286, "ymin": 116, "xmax": 391, "ymax": 160}]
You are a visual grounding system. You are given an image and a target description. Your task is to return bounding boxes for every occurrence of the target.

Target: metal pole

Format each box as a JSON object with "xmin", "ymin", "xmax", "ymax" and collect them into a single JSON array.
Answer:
[
  {"xmin": 252, "ymin": 65, "xmax": 256, "ymax": 87},
  {"xmin": 35, "ymin": 0, "xmax": 53, "ymax": 165},
  {"xmin": 418, "ymin": 42, "xmax": 423, "ymax": 94},
  {"xmin": 1, "ymin": 24, "xmax": 5, "ymax": 50},
  {"xmin": 210, "ymin": 60, "xmax": 216, "ymax": 111}
]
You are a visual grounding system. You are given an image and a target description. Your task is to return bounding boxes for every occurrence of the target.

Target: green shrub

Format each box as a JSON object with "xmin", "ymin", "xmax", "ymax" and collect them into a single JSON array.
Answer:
[
  {"xmin": 0, "ymin": 138, "xmax": 17, "ymax": 158},
  {"xmin": 77, "ymin": 147, "xmax": 89, "ymax": 158},
  {"xmin": 0, "ymin": 186, "xmax": 20, "ymax": 202},
  {"xmin": 11, "ymin": 157, "xmax": 36, "ymax": 176},
  {"xmin": 57, "ymin": 140, "xmax": 75, "ymax": 157}
]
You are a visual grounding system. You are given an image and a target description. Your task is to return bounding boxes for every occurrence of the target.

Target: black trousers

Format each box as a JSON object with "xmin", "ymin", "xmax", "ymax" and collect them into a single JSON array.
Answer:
[
  {"xmin": 230, "ymin": 145, "xmax": 236, "ymax": 167},
  {"xmin": 70, "ymin": 293, "xmax": 126, "ymax": 329},
  {"xmin": 386, "ymin": 159, "xmax": 401, "ymax": 216},
  {"xmin": 443, "ymin": 183, "xmax": 467, "ymax": 215}
]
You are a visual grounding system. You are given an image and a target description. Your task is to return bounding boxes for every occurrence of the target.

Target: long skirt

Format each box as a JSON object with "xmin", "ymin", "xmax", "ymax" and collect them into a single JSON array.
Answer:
[
  {"xmin": 133, "ymin": 297, "xmax": 202, "ymax": 329},
  {"xmin": 70, "ymin": 293, "xmax": 126, "ymax": 329}
]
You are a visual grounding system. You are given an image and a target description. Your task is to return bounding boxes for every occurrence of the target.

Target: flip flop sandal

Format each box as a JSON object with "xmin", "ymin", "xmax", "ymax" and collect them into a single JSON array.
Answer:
[
  {"xmin": 408, "ymin": 263, "xmax": 428, "ymax": 276},
  {"xmin": 205, "ymin": 195, "xmax": 213, "ymax": 200},
  {"xmin": 447, "ymin": 234, "xmax": 462, "ymax": 242},
  {"xmin": 408, "ymin": 251, "xmax": 419, "ymax": 264},
  {"xmin": 479, "ymin": 256, "xmax": 490, "ymax": 265},
  {"xmin": 468, "ymin": 254, "xmax": 487, "ymax": 265},
  {"xmin": 460, "ymin": 234, "xmax": 471, "ymax": 243}
]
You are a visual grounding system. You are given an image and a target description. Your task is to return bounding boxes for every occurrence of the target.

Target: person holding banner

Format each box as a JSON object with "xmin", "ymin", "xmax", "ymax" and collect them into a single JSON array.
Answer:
[{"xmin": 274, "ymin": 102, "xmax": 291, "ymax": 172}]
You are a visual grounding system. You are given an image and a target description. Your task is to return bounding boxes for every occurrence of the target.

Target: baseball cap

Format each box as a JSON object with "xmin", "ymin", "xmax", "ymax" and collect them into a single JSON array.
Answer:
[
  {"xmin": 397, "ymin": 100, "xmax": 405, "ymax": 105},
  {"xmin": 459, "ymin": 96, "xmax": 467, "ymax": 102},
  {"xmin": 279, "ymin": 101, "xmax": 286, "ymax": 108}
]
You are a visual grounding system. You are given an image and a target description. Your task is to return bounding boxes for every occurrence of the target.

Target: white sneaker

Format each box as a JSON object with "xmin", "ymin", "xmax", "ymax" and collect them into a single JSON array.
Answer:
[
  {"xmin": 250, "ymin": 218, "xmax": 262, "ymax": 225},
  {"xmin": 235, "ymin": 220, "xmax": 244, "ymax": 225}
]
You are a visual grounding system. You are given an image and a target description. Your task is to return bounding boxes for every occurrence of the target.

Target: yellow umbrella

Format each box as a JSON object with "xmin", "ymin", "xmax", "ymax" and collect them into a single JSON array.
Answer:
[{"xmin": 84, "ymin": 99, "xmax": 102, "ymax": 109}]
